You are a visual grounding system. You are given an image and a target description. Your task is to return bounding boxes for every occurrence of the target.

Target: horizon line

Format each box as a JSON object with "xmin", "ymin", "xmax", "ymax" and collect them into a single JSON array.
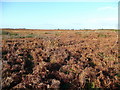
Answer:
[{"xmin": 1, "ymin": 28, "xmax": 118, "ymax": 30}]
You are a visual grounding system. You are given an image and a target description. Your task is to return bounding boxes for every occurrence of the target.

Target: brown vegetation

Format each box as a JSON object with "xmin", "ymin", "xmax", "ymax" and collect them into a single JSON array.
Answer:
[{"xmin": 1, "ymin": 29, "xmax": 120, "ymax": 89}]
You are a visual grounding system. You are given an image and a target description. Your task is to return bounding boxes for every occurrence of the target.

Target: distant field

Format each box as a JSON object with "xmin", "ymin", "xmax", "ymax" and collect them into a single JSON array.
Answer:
[
  {"xmin": 1, "ymin": 29, "xmax": 118, "ymax": 39},
  {"xmin": 1, "ymin": 29, "xmax": 120, "ymax": 89}
]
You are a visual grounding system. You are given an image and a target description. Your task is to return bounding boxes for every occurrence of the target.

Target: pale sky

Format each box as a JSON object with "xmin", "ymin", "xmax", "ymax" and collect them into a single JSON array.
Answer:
[{"xmin": 1, "ymin": 2, "xmax": 118, "ymax": 29}]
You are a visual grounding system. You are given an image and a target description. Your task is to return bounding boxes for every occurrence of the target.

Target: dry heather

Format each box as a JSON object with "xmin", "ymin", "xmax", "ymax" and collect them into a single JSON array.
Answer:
[{"xmin": 2, "ymin": 30, "xmax": 120, "ymax": 89}]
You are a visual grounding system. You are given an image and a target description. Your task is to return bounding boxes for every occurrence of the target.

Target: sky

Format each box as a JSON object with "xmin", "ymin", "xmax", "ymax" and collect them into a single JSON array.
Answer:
[{"xmin": 1, "ymin": 2, "xmax": 118, "ymax": 29}]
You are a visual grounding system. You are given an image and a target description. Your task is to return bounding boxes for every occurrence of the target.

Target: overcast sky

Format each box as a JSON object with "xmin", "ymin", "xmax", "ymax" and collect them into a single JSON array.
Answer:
[{"xmin": 1, "ymin": 2, "xmax": 118, "ymax": 29}]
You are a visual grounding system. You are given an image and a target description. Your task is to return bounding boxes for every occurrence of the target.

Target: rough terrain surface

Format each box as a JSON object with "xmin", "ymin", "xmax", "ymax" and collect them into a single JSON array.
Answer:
[{"xmin": 2, "ymin": 30, "xmax": 120, "ymax": 89}]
